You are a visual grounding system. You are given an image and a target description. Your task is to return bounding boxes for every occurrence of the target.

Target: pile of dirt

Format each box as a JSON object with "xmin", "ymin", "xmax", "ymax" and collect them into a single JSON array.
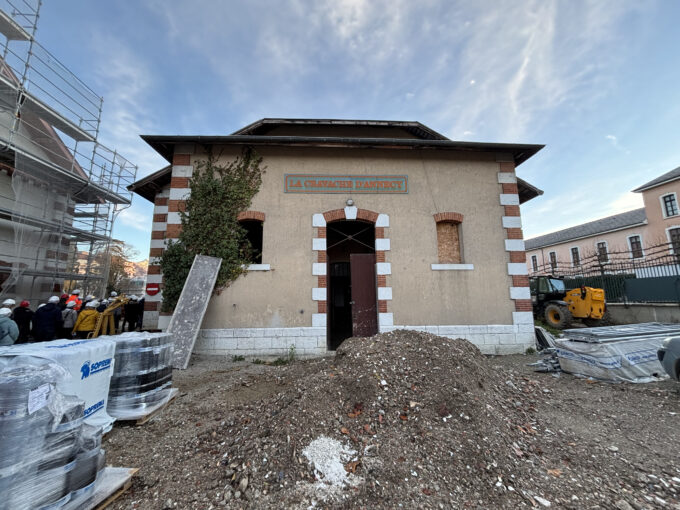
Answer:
[{"xmin": 201, "ymin": 330, "xmax": 555, "ymax": 508}]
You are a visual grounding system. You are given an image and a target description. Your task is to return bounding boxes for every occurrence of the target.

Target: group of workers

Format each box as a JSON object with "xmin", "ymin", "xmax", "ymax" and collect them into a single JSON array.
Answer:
[{"xmin": 0, "ymin": 289, "xmax": 145, "ymax": 346}]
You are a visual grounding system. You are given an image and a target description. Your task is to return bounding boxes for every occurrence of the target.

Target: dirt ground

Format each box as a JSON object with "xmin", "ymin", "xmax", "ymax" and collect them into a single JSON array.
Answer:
[{"xmin": 105, "ymin": 336, "xmax": 680, "ymax": 510}]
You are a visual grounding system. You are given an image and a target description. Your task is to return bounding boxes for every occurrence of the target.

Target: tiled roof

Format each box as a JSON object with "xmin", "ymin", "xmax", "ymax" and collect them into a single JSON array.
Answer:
[
  {"xmin": 525, "ymin": 208, "xmax": 647, "ymax": 250},
  {"xmin": 633, "ymin": 166, "xmax": 680, "ymax": 192}
]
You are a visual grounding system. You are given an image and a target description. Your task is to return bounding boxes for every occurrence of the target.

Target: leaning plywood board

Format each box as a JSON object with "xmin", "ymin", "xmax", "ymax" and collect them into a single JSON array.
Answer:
[{"xmin": 168, "ymin": 254, "xmax": 222, "ymax": 369}]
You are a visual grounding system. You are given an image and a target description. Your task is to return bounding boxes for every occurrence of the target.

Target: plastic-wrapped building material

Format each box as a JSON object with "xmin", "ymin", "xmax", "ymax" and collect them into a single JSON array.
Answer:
[
  {"xmin": 104, "ymin": 332, "xmax": 175, "ymax": 420},
  {"xmin": 0, "ymin": 337, "xmax": 117, "ymax": 431},
  {"xmin": 554, "ymin": 326, "xmax": 669, "ymax": 383},
  {"xmin": 0, "ymin": 356, "xmax": 77, "ymax": 510}
]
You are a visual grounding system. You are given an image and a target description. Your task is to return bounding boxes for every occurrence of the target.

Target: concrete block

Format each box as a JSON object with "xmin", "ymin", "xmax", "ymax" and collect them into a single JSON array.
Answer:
[
  {"xmin": 376, "ymin": 263, "xmax": 391, "ymax": 275},
  {"xmin": 507, "ymin": 263, "xmax": 528, "ymax": 275},
  {"xmin": 172, "ymin": 165, "xmax": 193, "ymax": 178},
  {"xmin": 377, "ymin": 287, "xmax": 392, "ymax": 300},
  {"xmin": 312, "ymin": 263, "xmax": 327, "ymax": 276},
  {"xmin": 510, "ymin": 287, "xmax": 531, "ymax": 300},
  {"xmin": 272, "ymin": 337, "xmax": 294, "ymax": 349},
  {"xmin": 497, "ymin": 172, "xmax": 517, "ymax": 184},
  {"xmin": 512, "ymin": 312, "xmax": 535, "ymax": 325},
  {"xmin": 146, "ymin": 274, "xmax": 163, "ymax": 284},
  {"xmin": 504, "ymin": 239, "xmax": 525, "ymax": 252},
  {"xmin": 305, "ymin": 327, "xmax": 326, "ymax": 337},
  {"xmin": 317, "ymin": 337, "xmax": 327, "ymax": 348},
  {"xmin": 312, "ymin": 238, "xmax": 326, "ymax": 251},
  {"xmin": 494, "ymin": 344, "xmax": 530, "ymax": 355},
  {"xmin": 169, "ymin": 187, "xmax": 190, "ymax": 200},
  {"xmin": 409, "ymin": 326, "xmax": 439, "ymax": 334},
  {"xmin": 167, "ymin": 212, "xmax": 182, "ymax": 224},
  {"xmin": 484, "ymin": 334, "xmax": 501, "ymax": 345},
  {"xmin": 378, "ymin": 313, "xmax": 393, "ymax": 326},
  {"xmin": 296, "ymin": 336, "xmax": 319, "ymax": 349},
  {"xmin": 312, "ymin": 288, "xmax": 327, "ymax": 301},
  {"xmin": 150, "ymin": 239, "xmax": 168, "ymax": 249},
  {"xmin": 152, "ymin": 222, "xmax": 167, "ymax": 231},
  {"xmin": 431, "ymin": 264, "xmax": 474, "ymax": 271},
  {"xmin": 502, "ymin": 216, "xmax": 522, "ymax": 229},
  {"xmin": 487, "ymin": 325, "xmax": 514, "ymax": 334},
  {"xmin": 312, "ymin": 213, "xmax": 326, "ymax": 227},
  {"xmin": 375, "ymin": 238, "xmax": 390, "ymax": 251},
  {"xmin": 312, "ymin": 313, "xmax": 327, "ymax": 327},
  {"xmin": 468, "ymin": 325, "xmax": 489, "ymax": 334},
  {"xmin": 344, "ymin": 206, "xmax": 357, "ymax": 220},
  {"xmin": 376, "ymin": 214, "xmax": 389, "ymax": 227},
  {"xmin": 438, "ymin": 325, "xmax": 470, "ymax": 336},
  {"xmin": 499, "ymin": 193, "xmax": 520, "ymax": 206}
]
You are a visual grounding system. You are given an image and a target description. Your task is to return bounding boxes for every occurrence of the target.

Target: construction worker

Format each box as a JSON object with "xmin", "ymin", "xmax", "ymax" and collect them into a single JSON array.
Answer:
[
  {"xmin": 66, "ymin": 289, "xmax": 82, "ymax": 311},
  {"xmin": 72, "ymin": 301, "xmax": 100, "ymax": 339},
  {"xmin": 0, "ymin": 307, "xmax": 19, "ymax": 346},
  {"xmin": 33, "ymin": 296, "xmax": 63, "ymax": 342},
  {"xmin": 123, "ymin": 295, "xmax": 140, "ymax": 332},
  {"xmin": 13, "ymin": 300, "xmax": 33, "ymax": 343},
  {"xmin": 96, "ymin": 299, "xmax": 108, "ymax": 313},
  {"xmin": 110, "ymin": 291, "xmax": 122, "ymax": 332},
  {"xmin": 58, "ymin": 294, "xmax": 69, "ymax": 310},
  {"xmin": 2, "ymin": 298, "xmax": 16, "ymax": 311},
  {"xmin": 61, "ymin": 301, "xmax": 78, "ymax": 339}
]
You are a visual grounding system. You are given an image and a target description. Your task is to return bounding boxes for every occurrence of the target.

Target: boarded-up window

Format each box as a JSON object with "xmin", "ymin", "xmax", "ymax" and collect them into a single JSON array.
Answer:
[
  {"xmin": 531, "ymin": 255, "xmax": 538, "ymax": 272},
  {"xmin": 436, "ymin": 221, "xmax": 462, "ymax": 263}
]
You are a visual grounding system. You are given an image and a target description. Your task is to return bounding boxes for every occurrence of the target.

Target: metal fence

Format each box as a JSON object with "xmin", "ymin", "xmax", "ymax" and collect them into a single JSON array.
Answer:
[{"xmin": 529, "ymin": 242, "xmax": 680, "ymax": 304}]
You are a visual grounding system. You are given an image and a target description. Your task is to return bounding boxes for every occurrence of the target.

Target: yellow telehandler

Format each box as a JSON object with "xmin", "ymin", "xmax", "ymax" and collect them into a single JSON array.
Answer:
[{"xmin": 529, "ymin": 276, "xmax": 608, "ymax": 329}]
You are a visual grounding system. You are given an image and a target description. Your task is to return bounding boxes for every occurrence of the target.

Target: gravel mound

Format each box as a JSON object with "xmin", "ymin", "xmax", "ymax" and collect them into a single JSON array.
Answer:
[{"xmin": 205, "ymin": 330, "xmax": 551, "ymax": 508}]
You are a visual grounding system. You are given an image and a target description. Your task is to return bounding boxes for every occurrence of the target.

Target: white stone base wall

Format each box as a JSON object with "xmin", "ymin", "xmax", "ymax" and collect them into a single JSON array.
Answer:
[
  {"xmin": 189, "ymin": 323, "xmax": 535, "ymax": 358},
  {"xmin": 193, "ymin": 327, "xmax": 328, "ymax": 358},
  {"xmin": 380, "ymin": 324, "xmax": 536, "ymax": 355}
]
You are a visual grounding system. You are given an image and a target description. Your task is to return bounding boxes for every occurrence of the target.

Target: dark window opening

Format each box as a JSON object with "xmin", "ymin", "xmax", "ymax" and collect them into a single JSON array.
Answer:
[
  {"xmin": 240, "ymin": 220, "xmax": 263, "ymax": 264},
  {"xmin": 597, "ymin": 242, "xmax": 609, "ymax": 263},
  {"xmin": 669, "ymin": 228, "xmax": 680, "ymax": 255},
  {"xmin": 549, "ymin": 251, "xmax": 557, "ymax": 271},
  {"xmin": 531, "ymin": 255, "xmax": 538, "ymax": 272},
  {"xmin": 571, "ymin": 247, "xmax": 580, "ymax": 266},
  {"xmin": 629, "ymin": 236, "xmax": 643, "ymax": 259},
  {"xmin": 663, "ymin": 194, "xmax": 679, "ymax": 217}
]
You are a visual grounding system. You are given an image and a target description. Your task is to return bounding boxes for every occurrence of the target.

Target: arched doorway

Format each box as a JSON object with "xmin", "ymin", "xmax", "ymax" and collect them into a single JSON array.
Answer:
[{"xmin": 326, "ymin": 220, "xmax": 377, "ymax": 349}]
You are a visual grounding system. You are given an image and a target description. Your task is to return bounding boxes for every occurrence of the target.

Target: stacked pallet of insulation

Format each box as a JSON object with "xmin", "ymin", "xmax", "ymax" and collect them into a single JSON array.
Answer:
[
  {"xmin": 0, "ymin": 357, "xmax": 106, "ymax": 510},
  {"xmin": 105, "ymin": 332, "xmax": 175, "ymax": 421}
]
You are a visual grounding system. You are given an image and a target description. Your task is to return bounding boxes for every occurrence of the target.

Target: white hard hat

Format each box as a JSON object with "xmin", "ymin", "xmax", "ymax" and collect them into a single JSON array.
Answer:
[
  {"xmin": 0, "ymin": 307, "xmax": 11, "ymax": 317},
  {"xmin": 110, "ymin": 291, "xmax": 117, "ymax": 297},
  {"xmin": 85, "ymin": 295, "xmax": 95, "ymax": 301},
  {"xmin": 2, "ymin": 299, "xmax": 15, "ymax": 306},
  {"xmin": 85, "ymin": 301, "xmax": 97, "ymax": 308},
  {"xmin": 101, "ymin": 299, "xmax": 109, "ymax": 305},
  {"xmin": 66, "ymin": 301, "xmax": 76, "ymax": 308},
  {"xmin": 48, "ymin": 296, "xmax": 60, "ymax": 304},
  {"xmin": 129, "ymin": 295, "xmax": 138, "ymax": 301},
  {"xmin": 72, "ymin": 289, "xmax": 81, "ymax": 295},
  {"xmin": 37, "ymin": 304, "xmax": 45, "ymax": 309}
]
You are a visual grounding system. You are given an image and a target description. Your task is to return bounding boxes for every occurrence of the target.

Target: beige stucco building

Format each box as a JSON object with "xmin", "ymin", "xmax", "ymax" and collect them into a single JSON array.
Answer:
[
  {"xmin": 526, "ymin": 166, "xmax": 680, "ymax": 273},
  {"xmin": 130, "ymin": 119, "xmax": 543, "ymax": 356}
]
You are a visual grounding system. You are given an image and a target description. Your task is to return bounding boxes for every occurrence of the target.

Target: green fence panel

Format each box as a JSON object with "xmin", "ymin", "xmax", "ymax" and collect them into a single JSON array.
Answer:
[{"xmin": 624, "ymin": 276, "xmax": 680, "ymax": 303}]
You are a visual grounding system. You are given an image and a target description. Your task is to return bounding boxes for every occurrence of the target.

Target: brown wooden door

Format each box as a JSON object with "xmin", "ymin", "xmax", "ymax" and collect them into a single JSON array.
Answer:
[{"xmin": 350, "ymin": 253, "xmax": 378, "ymax": 337}]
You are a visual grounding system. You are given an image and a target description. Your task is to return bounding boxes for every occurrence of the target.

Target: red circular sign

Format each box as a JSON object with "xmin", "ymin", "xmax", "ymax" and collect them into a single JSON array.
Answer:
[{"xmin": 146, "ymin": 283, "xmax": 160, "ymax": 296}]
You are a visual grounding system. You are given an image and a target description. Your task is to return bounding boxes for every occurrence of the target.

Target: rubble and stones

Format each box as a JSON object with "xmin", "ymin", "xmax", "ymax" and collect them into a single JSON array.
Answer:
[{"xmin": 106, "ymin": 330, "xmax": 680, "ymax": 509}]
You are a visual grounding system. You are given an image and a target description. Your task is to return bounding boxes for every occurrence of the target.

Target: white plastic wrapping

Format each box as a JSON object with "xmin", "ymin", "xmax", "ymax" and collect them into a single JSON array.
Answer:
[
  {"xmin": 103, "ymin": 332, "xmax": 175, "ymax": 420},
  {"xmin": 0, "ymin": 337, "xmax": 117, "ymax": 431},
  {"xmin": 554, "ymin": 335, "xmax": 668, "ymax": 383}
]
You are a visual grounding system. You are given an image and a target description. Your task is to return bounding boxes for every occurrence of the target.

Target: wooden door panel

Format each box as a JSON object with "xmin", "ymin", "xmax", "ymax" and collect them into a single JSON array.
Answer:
[{"xmin": 350, "ymin": 253, "xmax": 378, "ymax": 337}]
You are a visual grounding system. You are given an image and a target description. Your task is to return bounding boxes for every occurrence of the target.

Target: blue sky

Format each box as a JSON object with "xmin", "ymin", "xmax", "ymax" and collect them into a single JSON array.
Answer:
[{"xmin": 34, "ymin": 0, "xmax": 680, "ymax": 260}]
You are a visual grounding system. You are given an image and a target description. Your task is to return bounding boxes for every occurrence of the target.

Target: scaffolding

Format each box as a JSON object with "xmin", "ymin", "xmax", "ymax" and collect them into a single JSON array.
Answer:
[{"xmin": 0, "ymin": 0, "xmax": 137, "ymax": 305}]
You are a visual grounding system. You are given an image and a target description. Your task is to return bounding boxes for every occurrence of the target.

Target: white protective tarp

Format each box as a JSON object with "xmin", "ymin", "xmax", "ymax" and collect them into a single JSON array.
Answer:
[
  {"xmin": 554, "ymin": 335, "xmax": 668, "ymax": 383},
  {"xmin": 0, "ymin": 338, "xmax": 117, "ymax": 431}
]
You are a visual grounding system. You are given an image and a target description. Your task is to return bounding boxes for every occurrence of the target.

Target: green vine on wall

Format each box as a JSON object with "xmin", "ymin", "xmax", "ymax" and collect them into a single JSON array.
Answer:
[{"xmin": 159, "ymin": 148, "xmax": 264, "ymax": 312}]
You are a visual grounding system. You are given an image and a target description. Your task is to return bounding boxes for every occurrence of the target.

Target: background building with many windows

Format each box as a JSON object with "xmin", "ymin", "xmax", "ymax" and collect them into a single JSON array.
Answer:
[{"xmin": 526, "ymin": 165, "xmax": 680, "ymax": 273}]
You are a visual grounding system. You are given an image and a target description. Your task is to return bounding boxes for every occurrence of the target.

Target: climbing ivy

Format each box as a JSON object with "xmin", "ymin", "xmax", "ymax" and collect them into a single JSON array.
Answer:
[{"xmin": 159, "ymin": 148, "xmax": 264, "ymax": 312}]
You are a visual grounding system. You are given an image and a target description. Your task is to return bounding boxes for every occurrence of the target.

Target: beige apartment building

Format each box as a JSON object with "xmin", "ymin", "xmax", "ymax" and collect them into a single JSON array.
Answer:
[
  {"xmin": 526, "ymin": 166, "xmax": 680, "ymax": 273},
  {"xmin": 130, "ymin": 119, "xmax": 543, "ymax": 356}
]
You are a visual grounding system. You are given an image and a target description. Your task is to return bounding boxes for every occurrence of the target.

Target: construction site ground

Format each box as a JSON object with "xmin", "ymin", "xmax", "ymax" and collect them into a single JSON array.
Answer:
[{"xmin": 105, "ymin": 332, "xmax": 680, "ymax": 510}]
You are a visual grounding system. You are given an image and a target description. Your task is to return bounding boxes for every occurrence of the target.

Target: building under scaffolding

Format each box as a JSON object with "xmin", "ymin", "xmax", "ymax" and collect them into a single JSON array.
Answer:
[{"xmin": 0, "ymin": 1, "xmax": 136, "ymax": 305}]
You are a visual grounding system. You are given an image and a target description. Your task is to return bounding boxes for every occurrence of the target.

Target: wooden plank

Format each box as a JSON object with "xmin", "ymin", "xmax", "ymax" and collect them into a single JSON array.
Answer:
[
  {"xmin": 93, "ymin": 469, "xmax": 137, "ymax": 510},
  {"xmin": 64, "ymin": 467, "xmax": 138, "ymax": 510},
  {"xmin": 135, "ymin": 388, "xmax": 179, "ymax": 425}
]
